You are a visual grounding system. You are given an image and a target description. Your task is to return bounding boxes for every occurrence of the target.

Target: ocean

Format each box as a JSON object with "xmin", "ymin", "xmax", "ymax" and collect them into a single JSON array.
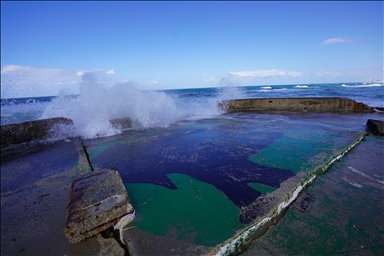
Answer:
[{"xmin": 1, "ymin": 82, "xmax": 383, "ymax": 139}]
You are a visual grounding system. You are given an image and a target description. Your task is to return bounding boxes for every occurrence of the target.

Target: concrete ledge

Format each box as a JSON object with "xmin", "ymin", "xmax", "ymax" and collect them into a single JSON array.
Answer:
[
  {"xmin": 64, "ymin": 168, "xmax": 134, "ymax": 244},
  {"xmin": 1, "ymin": 117, "xmax": 73, "ymax": 148},
  {"xmin": 1, "ymin": 117, "xmax": 132, "ymax": 148},
  {"xmin": 218, "ymin": 98, "xmax": 374, "ymax": 113}
]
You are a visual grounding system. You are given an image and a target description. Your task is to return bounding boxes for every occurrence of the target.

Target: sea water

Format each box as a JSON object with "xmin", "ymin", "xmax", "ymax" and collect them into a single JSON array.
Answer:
[{"xmin": 1, "ymin": 78, "xmax": 383, "ymax": 139}]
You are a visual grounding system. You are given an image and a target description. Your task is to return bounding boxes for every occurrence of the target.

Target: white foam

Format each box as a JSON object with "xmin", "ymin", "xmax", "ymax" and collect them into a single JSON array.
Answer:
[
  {"xmin": 342, "ymin": 177, "xmax": 363, "ymax": 188},
  {"xmin": 41, "ymin": 74, "xmax": 185, "ymax": 139},
  {"xmin": 343, "ymin": 83, "xmax": 384, "ymax": 88},
  {"xmin": 40, "ymin": 74, "xmax": 242, "ymax": 139},
  {"xmin": 347, "ymin": 166, "xmax": 371, "ymax": 179}
]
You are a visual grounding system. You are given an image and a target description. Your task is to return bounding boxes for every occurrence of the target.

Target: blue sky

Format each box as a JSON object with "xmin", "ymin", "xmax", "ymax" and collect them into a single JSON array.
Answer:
[{"xmin": 1, "ymin": 1, "xmax": 383, "ymax": 97}]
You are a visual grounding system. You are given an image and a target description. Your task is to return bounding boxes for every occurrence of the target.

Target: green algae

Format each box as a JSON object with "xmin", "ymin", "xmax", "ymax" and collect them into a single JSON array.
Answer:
[
  {"xmin": 248, "ymin": 129, "xmax": 344, "ymax": 174},
  {"xmin": 125, "ymin": 173, "xmax": 243, "ymax": 247},
  {"xmin": 248, "ymin": 183, "xmax": 276, "ymax": 194}
]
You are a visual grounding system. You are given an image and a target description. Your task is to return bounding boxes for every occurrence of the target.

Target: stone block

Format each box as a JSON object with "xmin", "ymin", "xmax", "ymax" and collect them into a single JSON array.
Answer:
[{"xmin": 64, "ymin": 168, "xmax": 134, "ymax": 243}]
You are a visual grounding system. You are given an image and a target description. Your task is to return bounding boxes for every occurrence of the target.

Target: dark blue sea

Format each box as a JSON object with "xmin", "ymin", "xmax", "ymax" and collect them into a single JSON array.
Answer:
[{"xmin": 1, "ymin": 82, "xmax": 383, "ymax": 139}]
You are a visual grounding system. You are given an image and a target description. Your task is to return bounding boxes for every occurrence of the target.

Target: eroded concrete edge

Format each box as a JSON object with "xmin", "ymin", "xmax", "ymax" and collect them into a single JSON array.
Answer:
[
  {"xmin": 212, "ymin": 132, "xmax": 368, "ymax": 256},
  {"xmin": 73, "ymin": 142, "xmax": 134, "ymax": 255}
]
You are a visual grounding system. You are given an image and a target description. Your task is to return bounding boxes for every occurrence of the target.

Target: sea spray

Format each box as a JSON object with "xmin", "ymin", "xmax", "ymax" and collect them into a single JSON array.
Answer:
[
  {"xmin": 41, "ymin": 74, "xmax": 248, "ymax": 139},
  {"xmin": 41, "ymin": 74, "xmax": 185, "ymax": 139}
]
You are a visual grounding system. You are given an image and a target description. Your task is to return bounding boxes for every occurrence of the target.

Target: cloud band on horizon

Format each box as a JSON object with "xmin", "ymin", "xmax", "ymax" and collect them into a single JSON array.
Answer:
[{"xmin": 228, "ymin": 69, "xmax": 302, "ymax": 79}]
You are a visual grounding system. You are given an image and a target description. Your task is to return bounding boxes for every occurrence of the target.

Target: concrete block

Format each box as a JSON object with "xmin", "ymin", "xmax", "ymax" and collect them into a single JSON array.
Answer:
[
  {"xmin": 64, "ymin": 168, "xmax": 134, "ymax": 243},
  {"xmin": 366, "ymin": 119, "xmax": 384, "ymax": 135}
]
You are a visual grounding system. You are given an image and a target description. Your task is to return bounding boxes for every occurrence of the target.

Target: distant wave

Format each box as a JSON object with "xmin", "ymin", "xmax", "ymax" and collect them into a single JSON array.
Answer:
[
  {"xmin": 342, "ymin": 83, "xmax": 384, "ymax": 88},
  {"xmin": 294, "ymin": 85, "xmax": 308, "ymax": 88},
  {"xmin": 261, "ymin": 86, "xmax": 272, "ymax": 89}
]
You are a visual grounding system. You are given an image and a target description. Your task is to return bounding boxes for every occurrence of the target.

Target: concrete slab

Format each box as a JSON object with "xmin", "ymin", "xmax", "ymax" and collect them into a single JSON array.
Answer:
[{"xmin": 64, "ymin": 168, "xmax": 134, "ymax": 244}]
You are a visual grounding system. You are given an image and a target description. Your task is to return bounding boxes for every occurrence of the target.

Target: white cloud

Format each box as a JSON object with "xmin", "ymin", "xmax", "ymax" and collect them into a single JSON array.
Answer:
[
  {"xmin": 106, "ymin": 69, "xmax": 115, "ymax": 75},
  {"xmin": 76, "ymin": 70, "xmax": 85, "ymax": 76},
  {"xmin": 202, "ymin": 74, "xmax": 216, "ymax": 83},
  {"xmin": 315, "ymin": 70, "xmax": 341, "ymax": 77},
  {"xmin": 1, "ymin": 65, "xmax": 31, "ymax": 74},
  {"xmin": 76, "ymin": 68, "xmax": 105, "ymax": 76},
  {"xmin": 147, "ymin": 80, "xmax": 157, "ymax": 85},
  {"xmin": 228, "ymin": 69, "xmax": 302, "ymax": 79},
  {"xmin": 320, "ymin": 37, "xmax": 353, "ymax": 45}
]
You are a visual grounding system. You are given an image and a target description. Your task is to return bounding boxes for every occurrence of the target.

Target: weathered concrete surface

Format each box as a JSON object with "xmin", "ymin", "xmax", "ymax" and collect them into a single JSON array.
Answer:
[
  {"xmin": 218, "ymin": 98, "xmax": 374, "ymax": 113},
  {"xmin": 64, "ymin": 168, "xmax": 134, "ymax": 244},
  {"xmin": 366, "ymin": 119, "xmax": 384, "ymax": 135},
  {"xmin": 1, "ymin": 117, "xmax": 73, "ymax": 148},
  {"xmin": 243, "ymin": 135, "xmax": 384, "ymax": 255},
  {"xmin": 1, "ymin": 138, "xmax": 126, "ymax": 255}
]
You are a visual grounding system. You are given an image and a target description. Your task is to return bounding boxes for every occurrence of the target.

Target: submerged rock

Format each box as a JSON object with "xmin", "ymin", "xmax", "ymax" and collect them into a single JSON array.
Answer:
[{"xmin": 366, "ymin": 119, "xmax": 384, "ymax": 135}]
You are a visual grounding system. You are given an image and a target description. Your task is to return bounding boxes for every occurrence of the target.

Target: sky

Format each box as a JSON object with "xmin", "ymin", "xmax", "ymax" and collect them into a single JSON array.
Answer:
[{"xmin": 1, "ymin": 1, "xmax": 383, "ymax": 98}]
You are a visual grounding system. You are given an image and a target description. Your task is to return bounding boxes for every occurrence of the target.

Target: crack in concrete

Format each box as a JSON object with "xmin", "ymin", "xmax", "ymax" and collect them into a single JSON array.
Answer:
[{"xmin": 80, "ymin": 140, "xmax": 95, "ymax": 172}]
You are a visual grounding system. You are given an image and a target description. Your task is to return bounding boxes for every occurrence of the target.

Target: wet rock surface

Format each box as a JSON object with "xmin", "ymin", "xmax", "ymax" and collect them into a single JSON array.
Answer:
[{"xmin": 366, "ymin": 119, "xmax": 384, "ymax": 135}]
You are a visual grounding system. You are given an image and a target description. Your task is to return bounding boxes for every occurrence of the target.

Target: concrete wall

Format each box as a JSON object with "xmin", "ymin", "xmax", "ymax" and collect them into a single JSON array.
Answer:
[
  {"xmin": 218, "ymin": 98, "xmax": 374, "ymax": 113},
  {"xmin": 1, "ymin": 117, "xmax": 73, "ymax": 148},
  {"xmin": 1, "ymin": 117, "xmax": 133, "ymax": 148}
]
